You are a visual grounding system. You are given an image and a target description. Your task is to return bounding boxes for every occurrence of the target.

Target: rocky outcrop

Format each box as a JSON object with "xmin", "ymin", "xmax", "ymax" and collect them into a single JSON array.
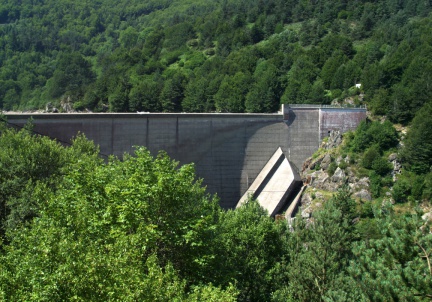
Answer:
[
  {"xmin": 388, "ymin": 153, "xmax": 402, "ymax": 181},
  {"xmin": 353, "ymin": 189, "xmax": 372, "ymax": 201},
  {"xmin": 45, "ymin": 102, "xmax": 58, "ymax": 113},
  {"xmin": 60, "ymin": 96, "xmax": 74, "ymax": 113},
  {"xmin": 324, "ymin": 130, "xmax": 342, "ymax": 150},
  {"xmin": 301, "ymin": 130, "xmax": 373, "ymax": 204}
]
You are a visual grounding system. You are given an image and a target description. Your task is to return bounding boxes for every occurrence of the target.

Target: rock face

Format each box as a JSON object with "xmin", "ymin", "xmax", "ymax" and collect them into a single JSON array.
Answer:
[
  {"xmin": 324, "ymin": 130, "xmax": 342, "ymax": 150},
  {"xmin": 301, "ymin": 129, "xmax": 373, "ymax": 204},
  {"xmin": 321, "ymin": 154, "xmax": 332, "ymax": 170},
  {"xmin": 331, "ymin": 167, "xmax": 345, "ymax": 183},
  {"xmin": 353, "ymin": 189, "xmax": 372, "ymax": 201},
  {"xmin": 388, "ymin": 153, "xmax": 402, "ymax": 181}
]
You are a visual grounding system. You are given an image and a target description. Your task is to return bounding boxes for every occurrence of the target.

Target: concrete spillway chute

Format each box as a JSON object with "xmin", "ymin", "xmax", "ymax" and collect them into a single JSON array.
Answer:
[{"xmin": 236, "ymin": 147, "xmax": 302, "ymax": 217}]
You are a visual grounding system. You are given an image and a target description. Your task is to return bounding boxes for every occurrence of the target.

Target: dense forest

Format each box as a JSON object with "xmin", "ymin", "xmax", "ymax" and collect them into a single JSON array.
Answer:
[
  {"xmin": 1, "ymin": 0, "xmax": 432, "ymax": 300},
  {"xmin": 0, "ymin": 0, "xmax": 431, "ymax": 122}
]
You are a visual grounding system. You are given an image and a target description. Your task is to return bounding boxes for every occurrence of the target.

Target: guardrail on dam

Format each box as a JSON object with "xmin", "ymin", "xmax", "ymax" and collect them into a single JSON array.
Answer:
[{"xmin": 4, "ymin": 105, "xmax": 366, "ymax": 209}]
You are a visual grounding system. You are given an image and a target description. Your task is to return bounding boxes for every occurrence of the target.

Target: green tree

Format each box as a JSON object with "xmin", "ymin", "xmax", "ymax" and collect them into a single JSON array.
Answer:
[
  {"xmin": 129, "ymin": 77, "xmax": 162, "ymax": 112},
  {"xmin": 281, "ymin": 56, "xmax": 318, "ymax": 104},
  {"xmin": 0, "ymin": 147, "xmax": 235, "ymax": 300},
  {"xmin": 275, "ymin": 191, "xmax": 363, "ymax": 301},
  {"xmin": 215, "ymin": 200, "xmax": 287, "ymax": 302},
  {"xmin": 48, "ymin": 52, "xmax": 95, "ymax": 100},
  {"xmin": 0, "ymin": 123, "xmax": 100, "ymax": 239},
  {"xmin": 214, "ymin": 72, "xmax": 251, "ymax": 112},
  {"xmin": 401, "ymin": 103, "xmax": 432, "ymax": 174},
  {"xmin": 350, "ymin": 120, "xmax": 398, "ymax": 152},
  {"xmin": 245, "ymin": 59, "xmax": 280, "ymax": 112},
  {"xmin": 349, "ymin": 211, "xmax": 432, "ymax": 301},
  {"xmin": 159, "ymin": 72, "xmax": 187, "ymax": 112}
]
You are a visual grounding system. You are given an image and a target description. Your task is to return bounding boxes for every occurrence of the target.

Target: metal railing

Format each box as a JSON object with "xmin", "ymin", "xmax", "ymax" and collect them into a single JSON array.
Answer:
[{"xmin": 287, "ymin": 104, "xmax": 367, "ymax": 109}]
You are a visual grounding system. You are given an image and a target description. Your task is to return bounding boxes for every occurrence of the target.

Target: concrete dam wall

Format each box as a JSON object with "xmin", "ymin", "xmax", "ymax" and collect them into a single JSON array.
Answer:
[{"xmin": 5, "ymin": 105, "xmax": 366, "ymax": 209}]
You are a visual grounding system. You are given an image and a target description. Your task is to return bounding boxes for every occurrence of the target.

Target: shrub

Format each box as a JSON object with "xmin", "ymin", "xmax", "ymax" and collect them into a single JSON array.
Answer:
[
  {"xmin": 369, "ymin": 171, "xmax": 381, "ymax": 198},
  {"xmin": 362, "ymin": 145, "xmax": 380, "ymax": 169},
  {"xmin": 372, "ymin": 157, "xmax": 392, "ymax": 176},
  {"xmin": 360, "ymin": 201, "xmax": 374, "ymax": 218},
  {"xmin": 338, "ymin": 160, "xmax": 348, "ymax": 170},
  {"xmin": 350, "ymin": 120, "xmax": 398, "ymax": 152},
  {"xmin": 392, "ymin": 179, "xmax": 410, "ymax": 203},
  {"xmin": 422, "ymin": 172, "xmax": 432, "ymax": 201}
]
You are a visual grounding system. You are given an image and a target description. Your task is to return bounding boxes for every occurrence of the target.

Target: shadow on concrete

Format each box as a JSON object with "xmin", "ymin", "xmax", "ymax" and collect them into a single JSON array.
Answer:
[{"xmin": 285, "ymin": 110, "xmax": 297, "ymax": 127}]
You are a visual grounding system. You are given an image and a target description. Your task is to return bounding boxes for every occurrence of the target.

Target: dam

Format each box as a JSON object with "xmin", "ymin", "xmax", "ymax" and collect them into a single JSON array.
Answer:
[{"xmin": 4, "ymin": 105, "xmax": 366, "ymax": 210}]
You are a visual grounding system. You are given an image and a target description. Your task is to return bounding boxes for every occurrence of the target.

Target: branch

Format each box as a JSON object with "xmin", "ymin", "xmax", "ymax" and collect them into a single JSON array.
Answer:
[{"xmin": 416, "ymin": 242, "xmax": 432, "ymax": 276}]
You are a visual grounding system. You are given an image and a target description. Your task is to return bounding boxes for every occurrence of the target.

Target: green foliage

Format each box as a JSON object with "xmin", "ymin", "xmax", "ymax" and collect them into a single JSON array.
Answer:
[
  {"xmin": 0, "ymin": 123, "xmax": 100, "ymax": 238},
  {"xmin": 214, "ymin": 72, "xmax": 251, "ymax": 112},
  {"xmin": 361, "ymin": 145, "xmax": 380, "ymax": 169},
  {"xmin": 401, "ymin": 103, "xmax": 432, "ymax": 174},
  {"xmin": 338, "ymin": 160, "xmax": 348, "ymax": 170},
  {"xmin": 392, "ymin": 178, "xmax": 411, "ymax": 203},
  {"xmin": 214, "ymin": 200, "xmax": 287, "ymax": 302},
  {"xmin": 0, "ymin": 0, "xmax": 430, "ymax": 118},
  {"xmin": 422, "ymin": 172, "xmax": 432, "ymax": 200},
  {"xmin": 48, "ymin": 52, "xmax": 95, "ymax": 99},
  {"xmin": 349, "ymin": 212, "xmax": 432, "ymax": 301},
  {"xmin": 275, "ymin": 190, "xmax": 362, "ymax": 301},
  {"xmin": 369, "ymin": 171, "xmax": 382, "ymax": 198},
  {"xmin": 245, "ymin": 59, "xmax": 280, "ymax": 113},
  {"xmin": 1, "ymin": 117, "xmax": 432, "ymax": 300},
  {"xmin": 328, "ymin": 161, "xmax": 337, "ymax": 176},
  {"xmin": 0, "ymin": 145, "xmax": 238, "ymax": 300},
  {"xmin": 351, "ymin": 120, "xmax": 398, "ymax": 153},
  {"xmin": 371, "ymin": 156, "xmax": 392, "ymax": 176}
]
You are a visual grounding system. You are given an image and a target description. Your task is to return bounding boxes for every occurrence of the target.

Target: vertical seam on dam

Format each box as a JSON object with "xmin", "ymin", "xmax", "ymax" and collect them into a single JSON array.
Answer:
[
  {"xmin": 146, "ymin": 117, "xmax": 149, "ymax": 147},
  {"xmin": 318, "ymin": 109, "xmax": 322, "ymax": 144},
  {"xmin": 111, "ymin": 118, "xmax": 114, "ymax": 155},
  {"xmin": 176, "ymin": 116, "xmax": 179, "ymax": 150}
]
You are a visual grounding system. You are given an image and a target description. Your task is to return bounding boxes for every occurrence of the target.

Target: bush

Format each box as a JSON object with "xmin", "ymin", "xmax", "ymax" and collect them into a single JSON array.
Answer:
[
  {"xmin": 362, "ymin": 145, "xmax": 380, "ymax": 169},
  {"xmin": 360, "ymin": 201, "xmax": 374, "ymax": 218},
  {"xmin": 422, "ymin": 172, "xmax": 432, "ymax": 201},
  {"xmin": 369, "ymin": 171, "xmax": 381, "ymax": 198},
  {"xmin": 350, "ymin": 120, "xmax": 398, "ymax": 152},
  {"xmin": 381, "ymin": 176, "xmax": 393, "ymax": 187},
  {"xmin": 338, "ymin": 160, "xmax": 348, "ymax": 170},
  {"xmin": 372, "ymin": 157, "xmax": 392, "ymax": 176},
  {"xmin": 392, "ymin": 179, "xmax": 410, "ymax": 203},
  {"xmin": 368, "ymin": 120, "xmax": 398, "ymax": 150}
]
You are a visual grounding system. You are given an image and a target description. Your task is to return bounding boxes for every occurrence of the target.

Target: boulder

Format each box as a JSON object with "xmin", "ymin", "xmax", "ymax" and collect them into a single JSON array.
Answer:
[
  {"xmin": 309, "ymin": 170, "xmax": 329, "ymax": 187},
  {"xmin": 301, "ymin": 206, "xmax": 312, "ymax": 218},
  {"xmin": 331, "ymin": 167, "xmax": 345, "ymax": 183},
  {"xmin": 325, "ymin": 130, "xmax": 342, "ymax": 150},
  {"xmin": 350, "ymin": 177, "xmax": 370, "ymax": 191},
  {"xmin": 353, "ymin": 189, "xmax": 372, "ymax": 201},
  {"xmin": 388, "ymin": 153, "xmax": 397, "ymax": 162},
  {"xmin": 320, "ymin": 154, "xmax": 332, "ymax": 170},
  {"xmin": 422, "ymin": 212, "xmax": 432, "ymax": 222}
]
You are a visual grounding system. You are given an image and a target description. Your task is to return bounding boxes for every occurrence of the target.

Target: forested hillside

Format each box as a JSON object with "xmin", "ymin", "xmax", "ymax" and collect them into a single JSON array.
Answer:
[
  {"xmin": 0, "ymin": 0, "xmax": 431, "ymax": 123},
  {"xmin": 1, "ymin": 1, "xmax": 432, "ymax": 300}
]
